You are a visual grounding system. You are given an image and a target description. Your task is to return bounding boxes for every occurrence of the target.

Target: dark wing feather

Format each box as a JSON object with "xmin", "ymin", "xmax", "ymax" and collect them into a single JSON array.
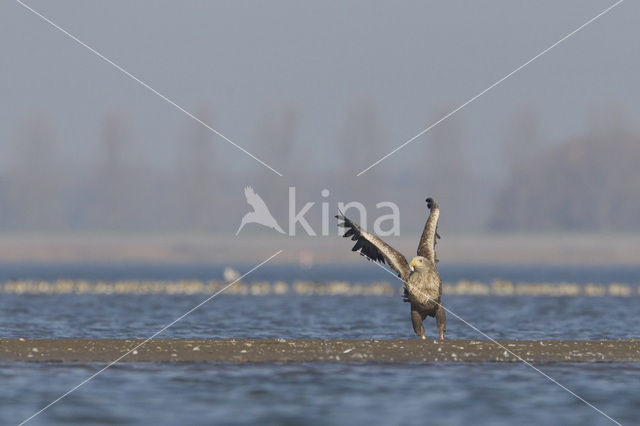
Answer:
[
  {"xmin": 417, "ymin": 197, "xmax": 441, "ymax": 263},
  {"xmin": 336, "ymin": 213, "xmax": 410, "ymax": 280}
]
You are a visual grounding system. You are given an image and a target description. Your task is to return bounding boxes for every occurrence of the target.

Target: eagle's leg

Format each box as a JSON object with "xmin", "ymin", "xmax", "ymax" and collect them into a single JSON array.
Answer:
[
  {"xmin": 410, "ymin": 307, "xmax": 426, "ymax": 339},
  {"xmin": 435, "ymin": 304, "xmax": 446, "ymax": 340}
]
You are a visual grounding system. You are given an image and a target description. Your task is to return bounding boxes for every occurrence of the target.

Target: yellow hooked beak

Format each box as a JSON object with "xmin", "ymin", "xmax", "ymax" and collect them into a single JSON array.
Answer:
[{"xmin": 410, "ymin": 259, "xmax": 416, "ymax": 271}]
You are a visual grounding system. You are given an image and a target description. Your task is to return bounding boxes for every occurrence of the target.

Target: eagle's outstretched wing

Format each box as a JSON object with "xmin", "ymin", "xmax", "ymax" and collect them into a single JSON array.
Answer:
[
  {"xmin": 417, "ymin": 197, "xmax": 441, "ymax": 263},
  {"xmin": 336, "ymin": 213, "xmax": 411, "ymax": 280}
]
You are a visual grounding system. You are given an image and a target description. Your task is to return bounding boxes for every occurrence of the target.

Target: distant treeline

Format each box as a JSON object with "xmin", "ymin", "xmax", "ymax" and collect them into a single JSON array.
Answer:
[
  {"xmin": 491, "ymin": 116, "xmax": 640, "ymax": 231},
  {"xmin": 1, "ymin": 108, "xmax": 638, "ymax": 233}
]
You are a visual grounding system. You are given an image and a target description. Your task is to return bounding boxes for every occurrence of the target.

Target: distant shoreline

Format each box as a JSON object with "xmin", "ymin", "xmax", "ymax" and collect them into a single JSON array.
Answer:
[
  {"xmin": 1, "ymin": 233, "xmax": 639, "ymax": 265},
  {"xmin": 2, "ymin": 339, "xmax": 638, "ymax": 363}
]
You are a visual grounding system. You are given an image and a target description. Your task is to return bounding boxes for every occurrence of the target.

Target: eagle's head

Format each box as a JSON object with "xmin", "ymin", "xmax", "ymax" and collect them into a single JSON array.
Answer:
[{"xmin": 409, "ymin": 256, "xmax": 429, "ymax": 272}]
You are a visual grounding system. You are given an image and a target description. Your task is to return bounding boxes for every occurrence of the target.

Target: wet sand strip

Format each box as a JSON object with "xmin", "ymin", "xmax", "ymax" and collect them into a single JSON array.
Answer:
[{"xmin": 2, "ymin": 339, "xmax": 640, "ymax": 363}]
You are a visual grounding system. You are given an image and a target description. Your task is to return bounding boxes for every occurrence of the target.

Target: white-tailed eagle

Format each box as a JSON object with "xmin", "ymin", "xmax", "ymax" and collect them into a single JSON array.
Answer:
[{"xmin": 337, "ymin": 198, "xmax": 446, "ymax": 340}]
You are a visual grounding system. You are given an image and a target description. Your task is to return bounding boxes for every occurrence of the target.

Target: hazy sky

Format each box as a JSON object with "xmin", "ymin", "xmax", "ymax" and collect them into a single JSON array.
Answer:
[{"xmin": 2, "ymin": 0, "xmax": 637, "ymax": 179}]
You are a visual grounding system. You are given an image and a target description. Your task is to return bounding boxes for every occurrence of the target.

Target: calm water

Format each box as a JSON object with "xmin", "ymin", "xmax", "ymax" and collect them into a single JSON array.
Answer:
[
  {"xmin": 3, "ymin": 362, "xmax": 640, "ymax": 426},
  {"xmin": 1, "ymin": 263, "xmax": 639, "ymax": 425},
  {"xmin": 2, "ymin": 261, "xmax": 640, "ymax": 284}
]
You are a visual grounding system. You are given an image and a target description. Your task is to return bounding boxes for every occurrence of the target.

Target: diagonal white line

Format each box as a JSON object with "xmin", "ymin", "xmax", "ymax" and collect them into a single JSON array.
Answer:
[
  {"xmin": 356, "ymin": 0, "xmax": 625, "ymax": 176},
  {"xmin": 15, "ymin": 0, "xmax": 283, "ymax": 177},
  {"xmin": 363, "ymin": 255, "xmax": 621, "ymax": 425},
  {"xmin": 17, "ymin": 249, "xmax": 284, "ymax": 426}
]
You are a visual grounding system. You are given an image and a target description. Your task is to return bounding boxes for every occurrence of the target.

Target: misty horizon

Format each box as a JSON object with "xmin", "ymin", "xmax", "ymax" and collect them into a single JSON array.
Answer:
[{"xmin": 1, "ymin": 1, "xmax": 638, "ymax": 234}]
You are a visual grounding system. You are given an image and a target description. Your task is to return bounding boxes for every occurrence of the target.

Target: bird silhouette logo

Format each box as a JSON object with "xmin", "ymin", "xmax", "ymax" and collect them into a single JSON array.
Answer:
[{"xmin": 236, "ymin": 186, "xmax": 285, "ymax": 235}]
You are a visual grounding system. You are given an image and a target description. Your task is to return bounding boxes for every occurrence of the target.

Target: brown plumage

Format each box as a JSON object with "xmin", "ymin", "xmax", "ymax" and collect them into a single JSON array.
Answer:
[{"xmin": 336, "ymin": 197, "xmax": 446, "ymax": 340}]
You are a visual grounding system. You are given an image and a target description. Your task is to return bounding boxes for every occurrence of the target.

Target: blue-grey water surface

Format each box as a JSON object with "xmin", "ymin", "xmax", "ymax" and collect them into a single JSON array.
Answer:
[{"xmin": 1, "ymin": 263, "xmax": 639, "ymax": 425}]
